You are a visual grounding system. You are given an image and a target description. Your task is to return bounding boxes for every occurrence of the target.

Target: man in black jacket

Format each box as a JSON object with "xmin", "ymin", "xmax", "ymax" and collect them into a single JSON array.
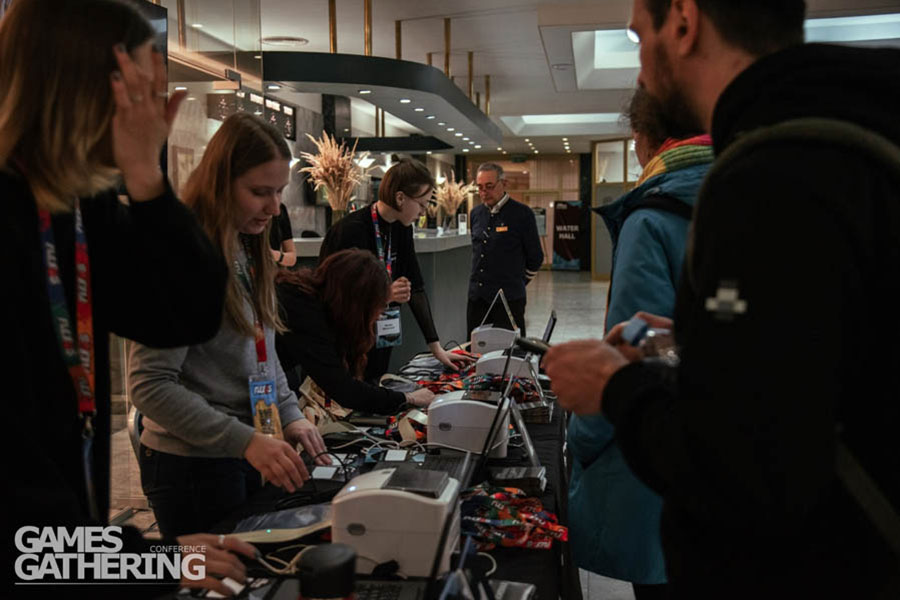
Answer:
[{"xmin": 544, "ymin": 0, "xmax": 900, "ymax": 597}]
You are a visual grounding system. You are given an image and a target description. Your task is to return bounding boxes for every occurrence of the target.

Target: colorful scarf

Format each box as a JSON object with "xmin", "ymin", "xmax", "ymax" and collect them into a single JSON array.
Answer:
[{"xmin": 636, "ymin": 134, "xmax": 714, "ymax": 186}]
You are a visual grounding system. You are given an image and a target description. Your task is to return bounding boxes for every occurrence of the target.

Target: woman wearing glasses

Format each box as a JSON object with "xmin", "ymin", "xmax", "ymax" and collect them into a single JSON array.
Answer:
[{"xmin": 319, "ymin": 158, "xmax": 473, "ymax": 380}]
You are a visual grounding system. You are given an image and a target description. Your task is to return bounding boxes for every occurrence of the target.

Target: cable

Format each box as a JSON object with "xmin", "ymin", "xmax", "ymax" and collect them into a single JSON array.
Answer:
[
  {"xmin": 310, "ymin": 451, "xmax": 351, "ymax": 481},
  {"xmin": 257, "ymin": 544, "xmax": 314, "ymax": 575},
  {"xmin": 478, "ymin": 552, "xmax": 498, "ymax": 577}
]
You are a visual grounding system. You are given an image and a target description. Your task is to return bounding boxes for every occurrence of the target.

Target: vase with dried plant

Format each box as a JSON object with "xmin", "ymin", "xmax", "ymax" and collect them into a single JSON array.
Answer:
[
  {"xmin": 434, "ymin": 170, "xmax": 476, "ymax": 231},
  {"xmin": 299, "ymin": 132, "xmax": 371, "ymax": 224}
]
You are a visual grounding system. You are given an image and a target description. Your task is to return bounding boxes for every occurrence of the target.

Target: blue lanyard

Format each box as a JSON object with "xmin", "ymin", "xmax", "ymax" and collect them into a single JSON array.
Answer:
[{"xmin": 371, "ymin": 204, "xmax": 392, "ymax": 276}]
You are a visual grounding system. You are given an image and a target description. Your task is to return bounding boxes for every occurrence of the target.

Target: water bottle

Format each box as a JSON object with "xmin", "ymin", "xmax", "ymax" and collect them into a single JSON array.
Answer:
[{"xmin": 621, "ymin": 317, "xmax": 680, "ymax": 366}]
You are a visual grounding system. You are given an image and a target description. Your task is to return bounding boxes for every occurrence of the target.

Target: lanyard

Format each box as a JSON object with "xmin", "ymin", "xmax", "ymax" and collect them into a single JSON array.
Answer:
[
  {"xmin": 38, "ymin": 201, "xmax": 96, "ymax": 433},
  {"xmin": 371, "ymin": 203, "xmax": 392, "ymax": 277},
  {"xmin": 234, "ymin": 238, "xmax": 269, "ymax": 374}
]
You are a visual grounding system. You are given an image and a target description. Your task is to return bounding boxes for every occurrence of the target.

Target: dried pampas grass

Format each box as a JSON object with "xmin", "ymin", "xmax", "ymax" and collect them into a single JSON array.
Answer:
[
  {"xmin": 434, "ymin": 170, "xmax": 476, "ymax": 217},
  {"xmin": 299, "ymin": 132, "xmax": 370, "ymax": 212}
]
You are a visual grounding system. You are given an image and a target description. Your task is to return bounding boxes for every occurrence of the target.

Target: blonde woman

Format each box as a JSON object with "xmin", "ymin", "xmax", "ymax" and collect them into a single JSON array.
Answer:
[
  {"xmin": 128, "ymin": 113, "xmax": 328, "ymax": 539},
  {"xmin": 3, "ymin": 0, "xmax": 256, "ymax": 595}
]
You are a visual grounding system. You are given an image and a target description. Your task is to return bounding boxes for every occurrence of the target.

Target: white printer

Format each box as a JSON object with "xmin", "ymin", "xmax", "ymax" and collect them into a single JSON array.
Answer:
[
  {"xmin": 470, "ymin": 325, "xmax": 518, "ymax": 354},
  {"xmin": 475, "ymin": 349, "xmax": 539, "ymax": 379},
  {"xmin": 427, "ymin": 392, "xmax": 510, "ymax": 457},
  {"xmin": 332, "ymin": 468, "xmax": 459, "ymax": 577}
]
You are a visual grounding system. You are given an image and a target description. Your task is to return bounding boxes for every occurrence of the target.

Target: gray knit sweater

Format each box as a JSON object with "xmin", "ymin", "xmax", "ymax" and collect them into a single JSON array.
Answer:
[{"xmin": 128, "ymin": 294, "xmax": 304, "ymax": 459}]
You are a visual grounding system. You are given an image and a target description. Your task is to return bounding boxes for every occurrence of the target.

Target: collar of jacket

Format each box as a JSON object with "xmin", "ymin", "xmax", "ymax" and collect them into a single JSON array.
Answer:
[
  {"xmin": 489, "ymin": 193, "xmax": 510, "ymax": 215},
  {"xmin": 636, "ymin": 135, "xmax": 713, "ymax": 186}
]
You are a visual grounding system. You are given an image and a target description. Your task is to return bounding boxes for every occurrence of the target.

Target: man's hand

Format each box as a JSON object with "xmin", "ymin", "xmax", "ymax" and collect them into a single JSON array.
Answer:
[
  {"xmin": 284, "ymin": 419, "xmax": 330, "ymax": 466},
  {"xmin": 389, "ymin": 277, "xmax": 412, "ymax": 304},
  {"xmin": 175, "ymin": 534, "xmax": 257, "ymax": 597},
  {"xmin": 604, "ymin": 311, "xmax": 674, "ymax": 362},
  {"xmin": 542, "ymin": 340, "xmax": 629, "ymax": 415}
]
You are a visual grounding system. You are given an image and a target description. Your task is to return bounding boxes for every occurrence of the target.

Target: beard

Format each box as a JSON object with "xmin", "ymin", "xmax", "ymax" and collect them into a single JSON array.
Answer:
[{"xmin": 647, "ymin": 42, "xmax": 706, "ymax": 136}]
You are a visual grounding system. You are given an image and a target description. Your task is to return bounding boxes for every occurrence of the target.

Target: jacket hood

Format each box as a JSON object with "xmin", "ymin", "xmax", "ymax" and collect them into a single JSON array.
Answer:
[{"xmin": 713, "ymin": 43, "xmax": 900, "ymax": 154}]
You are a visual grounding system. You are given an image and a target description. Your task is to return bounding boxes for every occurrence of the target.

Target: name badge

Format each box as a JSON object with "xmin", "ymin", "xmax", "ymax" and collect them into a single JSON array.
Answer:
[
  {"xmin": 249, "ymin": 375, "xmax": 283, "ymax": 439},
  {"xmin": 376, "ymin": 307, "xmax": 403, "ymax": 348},
  {"xmin": 496, "ymin": 226, "xmax": 509, "ymax": 232}
]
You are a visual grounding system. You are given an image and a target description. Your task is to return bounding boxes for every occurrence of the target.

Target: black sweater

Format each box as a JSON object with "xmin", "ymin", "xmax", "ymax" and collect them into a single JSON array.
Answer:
[
  {"xmin": 275, "ymin": 284, "xmax": 406, "ymax": 414},
  {"xmin": 319, "ymin": 203, "xmax": 439, "ymax": 344},
  {"xmin": 4, "ymin": 169, "xmax": 228, "ymax": 594},
  {"xmin": 603, "ymin": 44, "xmax": 900, "ymax": 597}
]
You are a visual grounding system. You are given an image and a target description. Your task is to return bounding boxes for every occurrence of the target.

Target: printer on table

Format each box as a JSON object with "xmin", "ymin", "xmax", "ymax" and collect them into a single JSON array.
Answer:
[{"xmin": 426, "ymin": 391, "xmax": 510, "ymax": 458}]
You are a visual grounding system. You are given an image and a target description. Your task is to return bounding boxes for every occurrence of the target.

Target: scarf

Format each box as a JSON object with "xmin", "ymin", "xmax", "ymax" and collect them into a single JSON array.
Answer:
[{"xmin": 636, "ymin": 134, "xmax": 714, "ymax": 186}]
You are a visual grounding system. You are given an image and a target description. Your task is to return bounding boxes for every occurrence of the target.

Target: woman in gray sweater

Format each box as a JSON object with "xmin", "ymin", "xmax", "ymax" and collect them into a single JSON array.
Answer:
[{"xmin": 128, "ymin": 114, "xmax": 328, "ymax": 538}]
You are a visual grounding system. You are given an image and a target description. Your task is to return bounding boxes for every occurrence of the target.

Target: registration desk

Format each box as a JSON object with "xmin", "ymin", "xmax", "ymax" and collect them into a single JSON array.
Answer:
[{"xmin": 294, "ymin": 231, "xmax": 472, "ymax": 372}]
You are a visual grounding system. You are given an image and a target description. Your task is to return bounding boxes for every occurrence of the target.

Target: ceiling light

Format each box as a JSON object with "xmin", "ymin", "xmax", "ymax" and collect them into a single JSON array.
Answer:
[
  {"xmin": 267, "ymin": 84, "xmax": 281, "ymax": 90},
  {"xmin": 475, "ymin": 145, "xmax": 482, "ymax": 149},
  {"xmin": 187, "ymin": 96, "xmax": 196, "ymax": 101},
  {"xmin": 174, "ymin": 86, "xmax": 188, "ymax": 91},
  {"xmin": 447, "ymin": 127, "xmax": 455, "ymax": 131},
  {"xmin": 399, "ymin": 98, "xmax": 411, "ymax": 104},
  {"xmin": 626, "ymin": 29, "xmax": 640, "ymax": 43},
  {"xmin": 261, "ymin": 36, "xmax": 309, "ymax": 47},
  {"xmin": 437, "ymin": 122, "xmax": 446, "ymax": 126},
  {"xmin": 426, "ymin": 151, "xmax": 433, "ymax": 155},
  {"xmin": 462, "ymin": 148, "xmax": 470, "ymax": 152},
  {"xmin": 455, "ymin": 132, "xmax": 463, "ymax": 137},
  {"xmin": 462, "ymin": 137, "xmax": 470, "ymax": 141},
  {"xmin": 497, "ymin": 147, "xmax": 502, "ymax": 151},
  {"xmin": 254, "ymin": 55, "xmax": 262, "ymax": 59},
  {"xmin": 468, "ymin": 141, "xmax": 474, "ymax": 145},
  {"xmin": 343, "ymin": 128, "xmax": 350, "ymax": 132},
  {"xmin": 414, "ymin": 107, "xmax": 425, "ymax": 112},
  {"xmin": 524, "ymin": 138, "xmax": 530, "ymax": 142},
  {"xmin": 534, "ymin": 150, "xmax": 539, "ymax": 154},
  {"xmin": 562, "ymin": 138, "xmax": 568, "ymax": 141},
  {"xmin": 191, "ymin": 23, "xmax": 203, "ymax": 28},
  {"xmin": 502, "ymin": 151, "xmax": 507, "ymax": 154},
  {"xmin": 426, "ymin": 115, "xmax": 436, "ymax": 119},
  {"xmin": 358, "ymin": 89, "xmax": 372, "ymax": 94}
]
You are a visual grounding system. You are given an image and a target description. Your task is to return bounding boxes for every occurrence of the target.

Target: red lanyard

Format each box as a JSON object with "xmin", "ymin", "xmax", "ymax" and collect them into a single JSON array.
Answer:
[
  {"xmin": 38, "ymin": 201, "xmax": 96, "ymax": 435},
  {"xmin": 371, "ymin": 204, "xmax": 393, "ymax": 277},
  {"xmin": 234, "ymin": 238, "xmax": 269, "ymax": 373}
]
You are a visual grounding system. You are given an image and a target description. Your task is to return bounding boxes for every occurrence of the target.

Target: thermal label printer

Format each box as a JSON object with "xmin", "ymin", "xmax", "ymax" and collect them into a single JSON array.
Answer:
[
  {"xmin": 426, "ymin": 391, "xmax": 510, "ymax": 457},
  {"xmin": 470, "ymin": 325, "xmax": 518, "ymax": 354},
  {"xmin": 332, "ymin": 468, "xmax": 459, "ymax": 577}
]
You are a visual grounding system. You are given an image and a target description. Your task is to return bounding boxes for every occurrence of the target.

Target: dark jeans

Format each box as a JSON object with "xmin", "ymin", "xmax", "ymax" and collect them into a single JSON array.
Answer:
[
  {"xmin": 139, "ymin": 444, "xmax": 261, "ymax": 539},
  {"xmin": 467, "ymin": 296, "xmax": 527, "ymax": 339}
]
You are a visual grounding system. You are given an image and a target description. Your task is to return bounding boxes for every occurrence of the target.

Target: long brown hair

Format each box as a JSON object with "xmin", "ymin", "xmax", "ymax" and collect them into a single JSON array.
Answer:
[
  {"xmin": 0, "ymin": 0, "xmax": 155, "ymax": 212},
  {"xmin": 277, "ymin": 249, "xmax": 390, "ymax": 378},
  {"xmin": 182, "ymin": 113, "xmax": 292, "ymax": 336}
]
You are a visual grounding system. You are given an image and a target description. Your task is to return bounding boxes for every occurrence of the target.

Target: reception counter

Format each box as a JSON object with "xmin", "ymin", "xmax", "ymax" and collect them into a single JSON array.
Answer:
[{"xmin": 293, "ymin": 231, "xmax": 472, "ymax": 372}]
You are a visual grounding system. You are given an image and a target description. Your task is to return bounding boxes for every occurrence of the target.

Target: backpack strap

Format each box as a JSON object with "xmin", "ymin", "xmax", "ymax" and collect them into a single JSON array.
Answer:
[{"xmin": 694, "ymin": 117, "xmax": 900, "ymax": 561}]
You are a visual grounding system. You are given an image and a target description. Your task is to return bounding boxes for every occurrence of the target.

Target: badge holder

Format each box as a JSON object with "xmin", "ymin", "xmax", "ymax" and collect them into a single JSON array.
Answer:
[
  {"xmin": 376, "ymin": 307, "xmax": 403, "ymax": 349},
  {"xmin": 250, "ymin": 365, "xmax": 283, "ymax": 440}
]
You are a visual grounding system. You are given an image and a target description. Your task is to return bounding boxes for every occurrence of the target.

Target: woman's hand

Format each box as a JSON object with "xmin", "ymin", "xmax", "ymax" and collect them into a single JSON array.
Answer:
[
  {"xmin": 389, "ymin": 277, "xmax": 412, "ymax": 304},
  {"xmin": 243, "ymin": 432, "xmax": 309, "ymax": 492},
  {"xmin": 405, "ymin": 388, "xmax": 436, "ymax": 407},
  {"xmin": 284, "ymin": 419, "xmax": 331, "ymax": 466},
  {"xmin": 175, "ymin": 533, "xmax": 257, "ymax": 596},
  {"xmin": 429, "ymin": 342, "xmax": 475, "ymax": 372},
  {"xmin": 110, "ymin": 43, "xmax": 186, "ymax": 201}
]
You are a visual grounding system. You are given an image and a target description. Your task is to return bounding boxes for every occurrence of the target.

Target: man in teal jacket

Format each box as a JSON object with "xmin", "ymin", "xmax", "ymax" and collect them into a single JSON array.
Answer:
[{"xmin": 568, "ymin": 89, "xmax": 712, "ymax": 598}]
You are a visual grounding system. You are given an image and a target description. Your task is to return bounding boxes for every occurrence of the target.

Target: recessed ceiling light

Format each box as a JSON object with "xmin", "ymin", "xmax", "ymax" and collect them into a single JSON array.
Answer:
[
  {"xmin": 502, "ymin": 151, "xmax": 507, "ymax": 154},
  {"xmin": 455, "ymin": 132, "xmax": 463, "ymax": 137},
  {"xmin": 191, "ymin": 23, "xmax": 204, "ymax": 28},
  {"xmin": 254, "ymin": 55, "xmax": 262, "ymax": 59},
  {"xmin": 497, "ymin": 147, "xmax": 502, "ymax": 151},
  {"xmin": 562, "ymin": 138, "xmax": 568, "ymax": 141},
  {"xmin": 462, "ymin": 148, "xmax": 470, "ymax": 152},
  {"xmin": 187, "ymin": 96, "xmax": 196, "ymax": 101},
  {"xmin": 267, "ymin": 84, "xmax": 281, "ymax": 90},
  {"xmin": 468, "ymin": 141, "xmax": 474, "ymax": 144},
  {"xmin": 475, "ymin": 145, "xmax": 482, "ymax": 149},
  {"xmin": 534, "ymin": 150, "xmax": 539, "ymax": 154},
  {"xmin": 399, "ymin": 98, "xmax": 411, "ymax": 103},
  {"xmin": 358, "ymin": 89, "xmax": 372, "ymax": 94},
  {"xmin": 174, "ymin": 86, "xmax": 188, "ymax": 91},
  {"xmin": 524, "ymin": 138, "xmax": 530, "ymax": 142},
  {"xmin": 447, "ymin": 127, "xmax": 455, "ymax": 131},
  {"xmin": 253, "ymin": 110, "xmax": 262, "ymax": 115},
  {"xmin": 426, "ymin": 115, "xmax": 436, "ymax": 119},
  {"xmin": 462, "ymin": 137, "xmax": 470, "ymax": 141},
  {"xmin": 437, "ymin": 122, "xmax": 446, "ymax": 126},
  {"xmin": 343, "ymin": 128, "xmax": 350, "ymax": 132},
  {"xmin": 426, "ymin": 151, "xmax": 433, "ymax": 155},
  {"xmin": 626, "ymin": 29, "xmax": 640, "ymax": 44},
  {"xmin": 414, "ymin": 107, "xmax": 425, "ymax": 112},
  {"xmin": 261, "ymin": 36, "xmax": 309, "ymax": 47}
]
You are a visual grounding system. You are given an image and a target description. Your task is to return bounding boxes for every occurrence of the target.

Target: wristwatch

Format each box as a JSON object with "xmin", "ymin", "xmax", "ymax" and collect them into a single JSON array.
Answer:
[{"xmin": 276, "ymin": 250, "xmax": 284, "ymax": 265}]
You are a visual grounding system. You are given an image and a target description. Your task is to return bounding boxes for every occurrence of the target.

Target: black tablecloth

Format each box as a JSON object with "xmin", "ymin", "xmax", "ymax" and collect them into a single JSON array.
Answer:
[{"xmin": 214, "ymin": 404, "xmax": 582, "ymax": 600}]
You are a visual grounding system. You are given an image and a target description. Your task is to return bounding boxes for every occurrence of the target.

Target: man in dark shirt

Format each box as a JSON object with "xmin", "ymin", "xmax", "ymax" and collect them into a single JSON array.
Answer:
[
  {"xmin": 544, "ymin": 0, "xmax": 900, "ymax": 598},
  {"xmin": 467, "ymin": 162, "xmax": 544, "ymax": 338}
]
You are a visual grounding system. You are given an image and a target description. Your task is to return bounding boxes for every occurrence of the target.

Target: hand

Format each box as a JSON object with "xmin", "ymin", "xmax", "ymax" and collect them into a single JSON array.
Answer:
[
  {"xmin": 243, "ymin": 432, "xmax": 309, "ymax": 492},
  {"xmin": 175, "ymin": 533, "xmax": 257, "ymax": 596},
  {"xmin": 542, "ymin": 339, "xmax": 629, "ymax": 415},
  {"xmin": 389, "ymin": 277, "xmax": 412, "ymax": 304},
  {"xmin": 284, "ymin": 419, "xmax": 331, "ymax": 466},
  {"xmin": 110, "ymin": 44, "xmax": 186, "ymax": 201},
  {"xmin": 604, "ymin": 311, "xmax": 675, "ymax": 362},
  {"xmin": 405, "ymin": 388, "xmax": 435, "ymax": 407},
  {"xmin": 429, "ymin": 343, "xmax": 475, "ymax": 372}
]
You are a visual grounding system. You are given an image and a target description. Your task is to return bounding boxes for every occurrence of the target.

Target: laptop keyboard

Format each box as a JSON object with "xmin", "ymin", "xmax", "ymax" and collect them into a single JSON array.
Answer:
[{"xmin": 355, "ymin": 582, "xmax": 404, "ymax": 600}]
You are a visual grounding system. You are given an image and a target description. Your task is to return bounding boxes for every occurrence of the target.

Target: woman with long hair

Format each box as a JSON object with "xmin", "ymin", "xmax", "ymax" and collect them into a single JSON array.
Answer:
[
  {"xmin": 319, "ymin": 158, "xmax": 474, "ymax": 380},
  {"xmin": 128, "ymin": 113, "xmax": 328, "ymax": 539},
  {"xmin": 3, "ymin": 0, "xmax": 256, "ymax": 595},
  {"xmin": 276, "ymin": 249, "xmax": 435, "ymax": 414}
]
